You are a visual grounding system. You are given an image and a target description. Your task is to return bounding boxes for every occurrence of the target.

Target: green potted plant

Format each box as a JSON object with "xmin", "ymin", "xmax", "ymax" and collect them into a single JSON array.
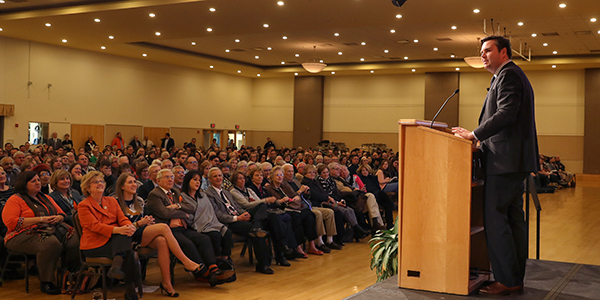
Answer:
[{"xmin": 369, "ymin": 217, "xmax": 399, "ymax": 282}]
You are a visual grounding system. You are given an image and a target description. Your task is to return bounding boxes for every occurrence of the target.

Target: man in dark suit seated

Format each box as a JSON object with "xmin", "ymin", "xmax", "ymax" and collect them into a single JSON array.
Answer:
[
  {"xmin": 453, "ymin": 35, "xmax": 539, "ymax": 296},
  {"xmin": 137, "ymin": 164, "xmax": 161, "ymax": 200},
  {"xmin": 204, "ymin": 167, "xmax": 273, "ymax": 274},
  {"xmin": 146, "ymin": 169, "xmax": 233, "ymax": 285}
]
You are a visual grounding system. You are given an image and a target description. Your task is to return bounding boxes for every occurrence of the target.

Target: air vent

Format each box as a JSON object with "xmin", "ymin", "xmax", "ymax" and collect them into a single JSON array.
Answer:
[
  {"xmin": 372, "ymin": 55, "xmax": 384, "ymax": 59},
  {"xmin": 286, "ymin": 61, "xmax": 299, "ymax": 64},
  {"xmin": 574, "ymin": 31, "xmax": 592, "ymax": 35},
  {"xmin": 396, "ymin": 40, "xmax": 410, "ymax": 44},
  {"xmin": 389, "ymin": 57, "xmax": 401, "ymax": 60},
  {"xmin": 590, "ymin": 49, "xmax": 600, "ymax": 53},
  {"xmin": 230, "ymin": 49, "xmax": 245, "ymax": 52},
  {"xmin": 319, "ymin": 43, "xmax": 333, "ymax": 47},
  {"xmin": 342, "ymin": 42, "xmax": 360, "ymax": 46},
  {"xmin": 252, "ymin": 47, "xmax": 265, "ymax": 51},
  {"xmin": 541, "ymin": 32, "xmax": 560, "ymax": 36},
  {"xmin": 436, "ymin": 37, "xmax": 453, "ymax": 42}
]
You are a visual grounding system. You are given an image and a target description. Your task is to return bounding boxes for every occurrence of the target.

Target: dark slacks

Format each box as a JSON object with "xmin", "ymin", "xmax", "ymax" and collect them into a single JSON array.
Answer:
[
  {"xmin": 484, "ymin": 173, "xmax": 528, "ymax": 288},
  {"xmin": 170, "ymin": 227, "xmax": 216, "ymax": 266},
  {"xmin": 376, "ymin": 191, "xmax": 395, "ymax": 229},
  {"xmin": 204, "ymin": 229, "xmax": 233, "ymax": 257},
  {"xmin": 288, "ymin": 209, "xmax": 318, "ymax": 245},
  {"xmin": 227, "ymin": 220, "xmax": 271, "ymax": 268}
]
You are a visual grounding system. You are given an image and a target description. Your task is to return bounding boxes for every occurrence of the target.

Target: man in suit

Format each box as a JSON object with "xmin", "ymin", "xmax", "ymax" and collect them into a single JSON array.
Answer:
[
  {"xmin": 129, "ymin": 135, "xmax": 142, "ymax": 150},
  {"xmin": 161, "ymin": 133, "xmax": 175, "ymax": 153},
  {"xmin": 146, "ymin": 169, "xmax": 232, "ymax": 285},
  {"xmin": 453, "ymin": 36, "xmax": 539, "ymax": 295},
  {"xmin": 137, "ymin": 164, "xmax": 161, "ymax": 199},
  {"xmin": 48, "ymin": 132, "xmax": 62, "ymax": 150},
  {"xmin": 204, "ymin": 167, "xmax": 273, "ymax": 274}
]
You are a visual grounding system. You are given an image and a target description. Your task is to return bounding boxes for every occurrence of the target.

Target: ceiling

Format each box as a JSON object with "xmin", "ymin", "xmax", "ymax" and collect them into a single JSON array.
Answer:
[{"xmin": 0, "ymin": 0, "xmax": 599, "ymax": 77}]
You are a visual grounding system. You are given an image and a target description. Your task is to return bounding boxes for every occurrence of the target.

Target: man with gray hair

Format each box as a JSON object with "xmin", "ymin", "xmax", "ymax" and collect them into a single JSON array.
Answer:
[
  {"xmin": 137, "ymin": 164, "xmax": 162, "ymax": 199},
  {"xmin": 12, "ymin": 151, "xmax": 26, "ymax": 172},
  {"xmin": 172, "ymin": 166, "xmax": 185, "ymax": 190}
]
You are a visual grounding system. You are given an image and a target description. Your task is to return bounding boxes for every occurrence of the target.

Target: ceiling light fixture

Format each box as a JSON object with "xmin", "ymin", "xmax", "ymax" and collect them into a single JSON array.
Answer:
[
  {"xmin": 591, "ymin": 18, "xmax": 597, "ymax": 22},
  {"xmin": 552, "ymin": 65, "xmax": 557, "ymax": 68},
  {"xmin": 207, "ymin": 28, "xmax": 213, "ymax": 32},
  {"xmin": 209, "ymin": 8, "xmax": 216, "ymax": 12},
  {"xmin": 235, "ymin": 39, "xmax": 240, "ymax": 42},
  {"xmin": 255, "ymin": 55, "xmax": 259, "ymax": 59},
  {"xmin": 109, "ymin": 35, "xmax": 114, "ymax": 39},
  {"xmin": 209, "ymin": 65, "xmax": 214, "ymax": 68},
  {"xmin": 433, "ymin": 47, "xmax": 439, "ymax": 51},
  {"xmin": 370, "ymin": 70, "xmax": 374, "ymax": 73},
  {"xmin": 360, "ymin": 58, "xmax": 365, "ymax": 61},
  {"xmin": 518, "ymin": 22, "xmax": 524, "ymax": 26},
  {"xmin": 142, "ymin": 53, "xmax": 147, "ymax": 57},
  {"xmin": 62, "ymin": 39, "xmax": 67, "ymax": 43},
  {"xmin": 257, "ymin": 74, "xmax": 261, "ymax": 77},
  {"xmin": 390, "ymin": 29, "xmax": 396, "ymax": 33},
  {"xmin": 384, "ymin": 50, "xmax": 389, "ymax": 53},
  {"xmin": 149, "ymin": 13, "xmax": 155, "ymax": 17},
  {"xmin": 361, "ymin": 42, "xmax": 366, "ymax": 45},
  {"xmin": 225, "ymin": 49, "xmax": 230, "ymax": 52},
  {"xmin": 334, "ymin": 33, "xmax": 339, "ymax": 36},
  {"xmin": 531, "ymin": 33, "xmax": 537, "ymax": 37},
  {"xmin": 263, "ymin": 24, "xmax": 269, "ymax": 28},
  {"xmin": 473, "ymin": 9, "xmax": 480, "ymax": 13},
  {"xmin": 464, "ymin": 37, "xmax": 484, "ymax": 68},
  {"xmin": 396, "ymin": 14, "xmax": 402, "ymax": 19},
  {"xmin": 412, "ymin": 69, "xmax": 416, "ymax": 72},
  {"xmin": 302, "ymin": 46, "xmax": 327, "ymax": 73},
  {"xmin": 450, "ymin": 54, "xmax": 455, "ymax": 58},
  {"xmin": 451, "ymin": 26, "xmax": 457, "ymax": 30},
  {"xmin": 413, "ymin": 39, "xmax": 419, "ymax": 43},
  {"xmin": 94, "ymin": 18, "xmax": 100, "ymax": 22},
  {"xmin": 191, "ymin": 41, "xmax": 196, "ymax": 45},
  {"xmin": 155, "ymin": 32, "xmax": 161, "ymax": 36},
  {"xmin": 295, "ymin": 54, "xmax": 299, "ymax": 57},
  {"xmin": 282, "ymin": 36, "xmax": 288, "ymax": 39},
  {"xmin": 294, "ymin": 73, "xmax": 299, "ymax": 76},
  {"xmin": 237, "ymin": 70, "xmax": 241, "ymax": 73},
  {"xmin": 331, "ymin": 72, "xmax": 335, "ymax": 74},
  {"xmin": 404, "ymin": 56, "xmax": 408, "ymax": 60},
  {"xmin": 281, "ymin": 61, "xmax": 285, "ymax": 64},
  {"xmin": 45, "ymin": 23, "xmax": 51, "ymax": 27},
  {"xmin": 338, "ymin": 52, "xmax": 343, "ymax": 55},
  {"xmin": 543, "ymin": 43, "xmax": 548, "ymax": 46},
  {"xmin": 277, "ymin": 1, "xmax": 284, "ymax": 6},
  {"xmin": 553, "ymin": 51, "xmax": 558, "ymax": 54},
  {"xmin": 559, "ymin": 3, "xmax": 566, "ymax": 8},
  {"xmin": 101, "ymin": 46, "xmax": 106, "ymax": 49},
  {"xmin": 267, "ymin": 47, "xmax": 272, "ymax": 50},
  {"xmin": 455, "ymin": 68, "xmax": 460, "ymax": 71}
]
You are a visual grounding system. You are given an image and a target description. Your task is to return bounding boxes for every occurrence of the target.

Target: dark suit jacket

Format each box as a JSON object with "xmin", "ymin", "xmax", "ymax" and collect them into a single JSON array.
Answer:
[
  {"xmin": 473, "ymin": 61, "xmax": 539, "ymax": 175},
  {"xmin": 137, "ymin": 179, "xmax": 157, "ymax": 200},
  {"xmin": 145, "ymin": 186, "xmax": 194, "ymax": 225},
  {"xmin": 205, "ymin": 185, "xmax": 247, "ymax": 225},
  {"xmin": 161, "ymin": 138, "xmax": 175, "ymax": 152},
  {"xmin": 48, "ymin": 138, "xmax": 62, "ymax": 150}
]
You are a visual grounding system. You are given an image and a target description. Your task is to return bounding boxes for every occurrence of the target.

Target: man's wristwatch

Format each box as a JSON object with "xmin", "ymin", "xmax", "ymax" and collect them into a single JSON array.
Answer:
[{"xmin": 176, "ymin": 203, "xmax": 182, "ymax": 209}]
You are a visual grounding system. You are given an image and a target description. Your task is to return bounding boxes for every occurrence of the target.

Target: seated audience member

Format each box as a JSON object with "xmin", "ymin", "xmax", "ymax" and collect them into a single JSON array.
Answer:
[
  {"xmin": 146, "ymin": 169, "xmax": 229, "ymax": 285},
  {"xmin": 50, "ymin": 156, "xmax": 63, "ymax": 172},
  {"xmin": 135, "ymin": 162, "xmax": 150, "ymax": 187},
  {"xmin": 77, "ymin": 171, "xmax": 142, "ymax": 299},
  {"xmin": 114, "ymin": 173, "xmax": 209, "ymax": 296},
  {"xmin": 12, "ymin": 151, "xmax": 26, "ymax": 172},
  {"xmin": 1, "ymin": 157, "xmax": 18, "ymax": 187},
  {"xmin": 172, "ymin": 166, "xmax": 185, "ymax": 190},
  {"xmin": 282, "ymin": 164, "xmax": 339, "ymax": 252},
  {"xmin": 48, "ymin": 170, "xmax": 82, "ymax": 226},
  {"xmin": 265, "ymin": 166, "xmax": 324, "ymax": 256},
  {"xmin": 295, "ymin": 162, "xmax": 306, "ymax": 182},
  {"xmin": 184, "ymin": 156, "xmax": 199, "ymax": 172},
  {"xmin": 2, "ymin": 171, "xmax": 80, "ymax": 295},
  {"xmin": 84, "ymin": 135, "xmax": 97, "ymax": 153},
  {"xmin": 69, "ymin": 162, "xmax": 84, "ymax": 194},
  {"xmin": 549, "ymin": 156, "xmax": 575, "ymax": 187},
  {"xmin": 138, "ymin": 164, "xmax": 161, "ymax": 199},
  {"xmin": 199, "ymin": 160, "xmax": 212, "ymax": 191},
  {"xmin": 0, "ymin": 167, "xmax": 15, "ymax": 204},
  {"xmin": 78, "ymin": 153, "xmax": 95, "ymax": 175},
  {"xmin": 376, "ymin": 160, "xmax": 398, "ymax": 193},
  {"xmin": 161, "ymin": 158, "xmax": 174, "ymax": 170},
  {"xmin": 181, "ymin": 170, "xmax": 234, "ymax": 260},
  {"xmin": 236, "ymin": 160, "xmax": 248, "ymax": 175},
  {"xmin": 316, "ymin": 165, "xmax": 369, "ymax": 242},
  {"xmin": 260, "ymin": 162, "xmax": 273, "ymax": 187},
  {"xmin": 339, "ymin": 164, "xmax": 386, "ymax": 231},
  {"xmin": 62, "ymin": 134, "xmax": 74, "ymax": 150},
  {"xmin": 204, "ymin": 167, "xmax": 273, "ymax": 274},
  {"xmin": 230, "ymin": 170, "xmax": 295, "ymax": 265},
  {"xmin": 219, "ymin": 162, "xmax": 233, "ymax": 191},
  {"xmin": 356, "ymin": 165, "xmax": 394, "ymax": 229},
  {"xmin": 33, "ymin": 164, "xmax": 52, "ymax": 194}
]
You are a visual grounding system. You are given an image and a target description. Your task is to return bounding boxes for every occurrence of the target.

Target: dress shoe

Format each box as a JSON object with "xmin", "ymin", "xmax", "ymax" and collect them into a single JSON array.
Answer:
[
  {"xmin": 185, "ymin": 263, "xmax": 208, "ymax": 279},
  {"xmin": 325, "ymin": 242, "xmax": 343, "ymax": 250},
  {"xmin": 213, "ymin": 269, "xmax": 236, "ymax": 282},
  {"xmin": 159, "ymin": 282, "xmax": 179, "ymax": 297},
  {"xmin": 275, "ymin": 257, "xmax": 291, "ymax": 267},
  {"xmin": 316, "ymin": 244, "xmax": 331, "ymax": 253},
  {"xmin": 107, "ymin": 255, "xmax": 125, "ymax": 280},
  {"xmin": 479, "ymin": 282, "xmax": 523, "ymax": 295},
  {"xmin": 40, "ymin": 281, "xmax": 61, "ymax": 295},
  {"xmin": 256, "ymin": 265, "xmax": 275, "ymax": 274},
  {"xmin": 248, "ymin": 228, "xmax": 268, "ymax": 238},
  {"xmin": 307, "ymin": 248, "xmax": 324, "ymax": 255},
  {"xmin": 353, "ymin": 225, "xmax": 370, "ymax": 239}
]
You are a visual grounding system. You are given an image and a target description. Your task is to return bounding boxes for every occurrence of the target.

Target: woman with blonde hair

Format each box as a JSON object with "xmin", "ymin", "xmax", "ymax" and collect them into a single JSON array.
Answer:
[{"xmin": 48, "ymin": 169, "xmax": 82, "ymax": 226}]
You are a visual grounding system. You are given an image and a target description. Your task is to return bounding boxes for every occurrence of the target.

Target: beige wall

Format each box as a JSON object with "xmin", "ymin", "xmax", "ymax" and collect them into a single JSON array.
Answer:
[{"xmin": 251, "ymin": 77, "xmax": 295, "ymax": 131}]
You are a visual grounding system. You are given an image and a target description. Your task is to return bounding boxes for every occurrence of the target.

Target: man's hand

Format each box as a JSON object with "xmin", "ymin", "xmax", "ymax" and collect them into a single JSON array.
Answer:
[
  {"xmin": 237, "ymin": 212, "xmax": 251, "ymax": 222},
  {"xmin": 452, "ymin": 127, "xmax": 475, "ymax": 140}
]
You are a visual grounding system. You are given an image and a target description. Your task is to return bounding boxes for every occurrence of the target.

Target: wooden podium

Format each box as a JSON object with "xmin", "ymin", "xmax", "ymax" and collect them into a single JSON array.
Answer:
[{"xmin": 397, "ymin": 119, "xmax": 489, "ymax": 295}]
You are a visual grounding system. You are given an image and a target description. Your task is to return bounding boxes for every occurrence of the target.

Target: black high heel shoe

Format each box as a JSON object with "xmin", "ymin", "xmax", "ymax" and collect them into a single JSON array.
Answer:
[
  {"xmin": 159, "ymin": 283, "xmax": 179, "ymax": 297},
  {"xmin": 184, "ymin": 264, "xmax": 207, "ymax": 279}
]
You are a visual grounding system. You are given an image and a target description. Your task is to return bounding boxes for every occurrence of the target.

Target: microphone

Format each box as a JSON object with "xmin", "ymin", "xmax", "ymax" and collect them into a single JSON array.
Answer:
[{"xmin": 430, "ymin": 88, "xmax": 459, "ymax": 128}]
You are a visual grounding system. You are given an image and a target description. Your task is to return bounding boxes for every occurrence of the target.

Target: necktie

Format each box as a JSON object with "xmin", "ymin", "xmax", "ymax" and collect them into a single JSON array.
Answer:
[{"xmin": 221, "ymin": 191, "xmax": 239, "ymax": 216}]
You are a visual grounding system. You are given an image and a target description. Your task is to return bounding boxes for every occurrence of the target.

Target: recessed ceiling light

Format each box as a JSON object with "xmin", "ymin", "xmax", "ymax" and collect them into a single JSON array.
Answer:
[
  {"xmin": 531, "ymin": 33, "xmax": 537, "ymax": 37},
  {"xmin": 109, "ymin": 35, "xmax": 114, "ymax": 39},
  {"xmin": 591, "ymin": 18, "xmax": 597, "ymax": 22},
  {"xmin": 101, "ymin": 46, "xmax": 106, "ymax": 49},
  {"xmin": 45, "ymin": 23, "xmax": 51, "ymax": 27},
  {"xmin": 433, "ymin": 47, "xmax": 439, "ymax": 51},
  {"xmin": 455, "ymin": 67, "xmax": 460, "ymax": 71},
  {"xmin": 334, "ymin": 33, "xmax": 339, "ymax": 36},
  {"xmin": 0, "ymin": 0, "xmax": 5, "ymax": 3},
  {"xmin": 543, "ymin": 42, "xmax": 548, "ymax": 46},
  {"xmin": 319, "ymin": 59, "xmax": 324, "ymax": 63},
  {"xmin": 235, "ymin": 39, "xmax": 240, "ymax": 42},
  {"xmin": 255, "ymin": 55, "xmax": 260, "ymax": 59},
  {"xmin": 225, "ymin": 49, "xmax": 230, "ymax": 52},
  {"xmin": 404, "ymin": 56, "xmax": 408, "ymax": 60},
  {"xmin": 384, "ymin": 50, "xmax": 389, "ymax": 53},
  {"xmin": 94, "ymin": 18, "xmax": 100, "ymax": 23},
  {"xmin": 294, "ymin": 73, "xmax": 299, "ymax": 76},
  {"xmin": 282, "ymin": 36, "xmax": 287, "ymax": 39},
  {"xmin": 281, "ymin": 61, "xmax": 285, "ymax": 64},
  {"xmin": 295, "ymin": 54, "xmax": 299, "ymax": 57},
  {"xmin": 390, "ymin": 29, "xmax": 396, "ymax": 33},
  {"xmin": 61, "ymin": 39, "xmax": 67, "ymax": 43},
  {"xmin": 451, "ymin": 26, "xmax": 457, "ymax": 30},
  {"xmin": 191, "ymin": 41, "xmax": 196, "ymax": 45},
  {"xmin": 149, "ymin": 13, "xmax": 155, "ymax": 18},
  {"xmin": 206, "ymin": 28, "xmax": 213, "ymax": 32},
  {"xmin": 263, "ymin": 24, "xmax": 269, "ymax": 28},
  {"xmin": 473, "ymin": 9, "xmax": 480, "ymax": 13},
  {"xmin": 257, "ymin": 74, "xmax": 261, "ymax": 77},
  {"xmin": 370, "ymin": 70, "xmax": 374, "ymax": 73},
  {"xmin": 360, "ymin": 58, "xmax": 365, "ymax": 61},
  {"xmin": 209, "ymin": 65, "xmax": 214, "ymax": 68},
  {"xmin": 0, "ymin": 28, "xmax": 3, "ymax": 31},
  {"xmin": 142, "ymin": 53, "xmax": 147, "ymax": 57},
  {"xmin": 209, "ymin": 8, "xmax": 216, "ymax": 12},
  {"xmin": 267, "ymin": 47, "xmax": 272, "ymax": 50},
  {"xmin": 553, "ymin": 51, "xmax": 558, "ymax": 54},
  {"xmin": 552, "ymin": 65, "xmax": 557, "ymax": 68},
  {"xmin": 237, "ymin": 70, "xmax": 241, "ymax": 73},
  {"xmin": 361, "ymin": 42, "xmax": 366, "ymax": 45},
  {"xmin": 413, "ymin": 39, "xmax": 419, "ymax": 43},
  {"xmin": 331, "ymin": 72, "xmax": 335, "ymax": 74},
  {"xmin": 338, "ymin": 52, "xmax": 343, "ymax": 55},
  {"xmin": 450, "ymin": 54, "xmax": 455, "ymax": 58},
  {"xmin": 277, "ymin": 1, "xmax": 284, "ymax": 6},
  {"xmin": 155, "ymin": 32, "xmax": 161, "ymax": 36},
  {"xmin": 396, "ymin": 14, "xmax": 402, "ymax": 19},
  {"xmin": 559, "ymin": 3, "xmax": 566, "ymax": 8},
  {"xmin": 518, "ymin": 22, "xmax": 524, "ymax": 26},
  {"xmin": 411, "ymin": 69, "xmax": 416, "ymax": 72},
  {"xmin": 598, "ymin": 30, "xmax": 600, "ymax": 34}
]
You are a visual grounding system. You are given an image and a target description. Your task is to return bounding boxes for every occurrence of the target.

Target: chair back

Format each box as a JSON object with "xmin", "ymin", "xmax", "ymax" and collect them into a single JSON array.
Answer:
[{"xmin": 72, "ymin": 211, "xmax": 86, "ymax": 263}]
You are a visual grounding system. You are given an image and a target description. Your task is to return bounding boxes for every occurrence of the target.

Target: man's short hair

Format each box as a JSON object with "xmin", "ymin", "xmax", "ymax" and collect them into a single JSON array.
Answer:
[
  {"xmin": 208, "ymin": 167, "xmax": 222, "ymax": 177},
  {"xmin": 481, "ymin": 35, "xmax": 512, "ymax": 59},
  {"xmin": 156, "ymin": 168, "xmax": 173, "ymax": 180}
]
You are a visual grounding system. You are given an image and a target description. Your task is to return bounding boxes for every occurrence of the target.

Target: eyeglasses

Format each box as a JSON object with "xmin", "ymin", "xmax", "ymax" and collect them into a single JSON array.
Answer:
[
  {"xmin": 188, "ymin": 161, "xmax": 198, "ymax": 164},
  {"xmin": 162, "ymin": 175, "xmax": 175, "ymax": 179},
  {"xmin": 91, "ymin": 180, "xmax": 105, "ymax": 185}
]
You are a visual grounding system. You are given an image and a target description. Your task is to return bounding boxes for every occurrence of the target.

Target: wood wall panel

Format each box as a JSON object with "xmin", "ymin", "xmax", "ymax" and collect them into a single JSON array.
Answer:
[
  {"xmin": 584, "ymin": 68, "xmax": 600, "ymax": 174},
  {"xmin": 104, "ymin": 124, "xmax": 143, "ymax": 148},
  {"xmin": 71, "ymin": 124, "xmax": 104, "ymax": 150},
  {"xmin": 170, "ymin": 127, "xmax": 203, "ymax": 150},
  {"xmin": 247, "ymin": 131, "xmax": 293, "ymax": 149},
  {"xmin": 144, "ymin": 127, "xmax": 170, "ymax": 150},
  {"xmin": 424, "ymin": 72, "xmax": 460, "ymax": 127},
  {"xmin": 294, "ymin": 76, "xmax": 324, "ymax": 148},
  {"xmin": 323, "ymin": 132, "xmax": 398, "ymax": 151}
]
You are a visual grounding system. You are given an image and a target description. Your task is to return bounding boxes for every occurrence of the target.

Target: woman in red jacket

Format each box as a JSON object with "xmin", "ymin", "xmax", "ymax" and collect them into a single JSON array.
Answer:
[{"xmin": 2, "ymin": 171, "xmax": 80, "ymax": 295}]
